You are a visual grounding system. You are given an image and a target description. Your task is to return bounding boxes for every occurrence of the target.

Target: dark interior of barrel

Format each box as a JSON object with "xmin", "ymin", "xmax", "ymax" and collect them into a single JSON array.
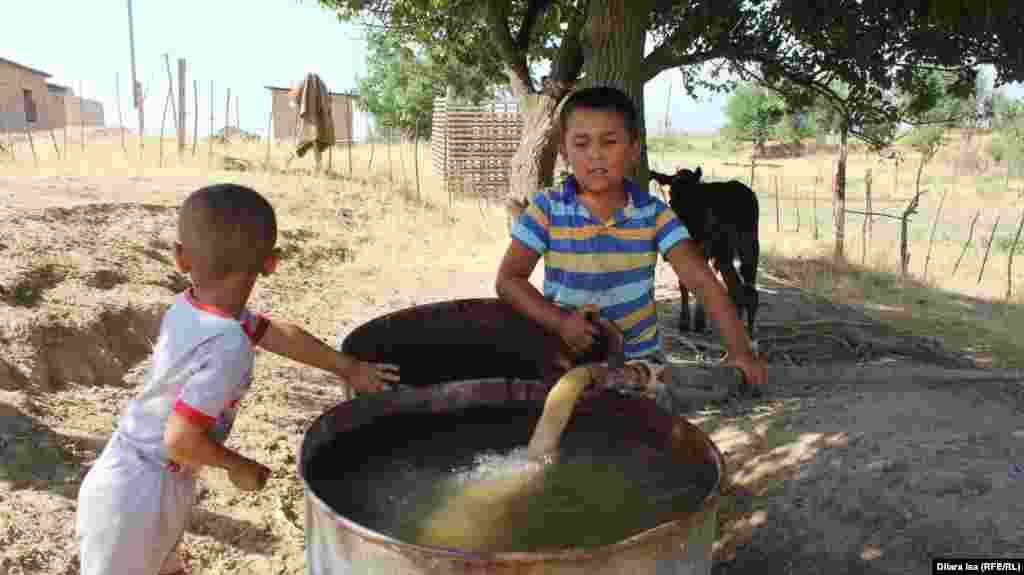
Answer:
[
  {"xmin": 339, "ymin": 298, "xmax": 612, "ymax": 387},
  {"xmin": 304, "ymin": 392, "xmax": 720, "ymax": 551}
]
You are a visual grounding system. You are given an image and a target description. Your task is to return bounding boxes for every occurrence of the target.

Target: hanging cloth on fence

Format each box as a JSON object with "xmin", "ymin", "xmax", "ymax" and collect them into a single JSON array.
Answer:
[{"xmin": 291, "ymin": 73, "xmax": 334, "ymax": 158}]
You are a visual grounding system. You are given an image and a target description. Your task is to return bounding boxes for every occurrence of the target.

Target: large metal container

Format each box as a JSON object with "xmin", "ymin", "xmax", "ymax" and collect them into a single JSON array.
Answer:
[{"xmin": 301, "ymin": 299, "xmax": 726, "ymax": 574}]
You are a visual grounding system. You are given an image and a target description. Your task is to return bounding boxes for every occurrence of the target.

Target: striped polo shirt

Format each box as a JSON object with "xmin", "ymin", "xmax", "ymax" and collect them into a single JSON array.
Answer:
[{"xmin": 511, "ymin": 176, "xmax": 690, "ymax": 359}]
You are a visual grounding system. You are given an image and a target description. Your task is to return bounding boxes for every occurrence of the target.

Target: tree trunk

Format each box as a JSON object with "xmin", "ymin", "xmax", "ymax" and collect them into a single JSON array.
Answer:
[
  {"xmin": 506, "ymin": 0, "xmax": 650, "ymax": 202},
  {"xmin": 508, "ymin": 93, "xmax": 562, "ymax": 202},
  {"xmin": 580, "ymin": 0, "xmax": 650, "ymax": 187},
  {"xmin": 833, "ymin": 124, "xmax": 849, "ymax": 263}
]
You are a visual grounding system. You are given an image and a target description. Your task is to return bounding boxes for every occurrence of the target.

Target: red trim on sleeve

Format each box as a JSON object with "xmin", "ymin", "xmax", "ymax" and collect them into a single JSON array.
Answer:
[
  {"xmin": 241, "ymin": 314, "xmax": 270, "ymax": 345},
  {"xmin": 251, "ymin": 315, "xmax": 270, "ymax": 345},
  {"xmin": 172, "ymin": 399, "xmax": 217, "ymax": 430}
]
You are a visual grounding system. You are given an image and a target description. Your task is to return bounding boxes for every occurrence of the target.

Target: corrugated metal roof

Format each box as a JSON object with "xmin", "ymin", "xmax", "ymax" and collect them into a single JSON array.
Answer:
[{"xmin": 0, "ymin": 57, "xmax": 52, "ymax": 78}]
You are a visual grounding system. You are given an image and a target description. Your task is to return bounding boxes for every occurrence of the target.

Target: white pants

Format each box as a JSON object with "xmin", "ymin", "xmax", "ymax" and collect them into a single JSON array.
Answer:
[{"xmin": 77, "ymin": 433, "xmax": 196, "ymax": 575}]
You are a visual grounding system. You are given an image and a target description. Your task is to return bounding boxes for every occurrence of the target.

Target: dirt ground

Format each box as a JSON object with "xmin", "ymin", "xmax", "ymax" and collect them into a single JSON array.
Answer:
[{"xmin": 1, "ymin": 171, "xmax": 1022, "ymax": 575}]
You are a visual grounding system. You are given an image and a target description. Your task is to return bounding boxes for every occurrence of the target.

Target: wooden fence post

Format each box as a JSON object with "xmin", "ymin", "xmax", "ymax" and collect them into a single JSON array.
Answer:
[
  {"xmin": 192, "ymin": 79, "xmax": 198, "ymax": 157},
  {"xmin": 177, "ymin": 58, "xmax": 186, "ymax": 157},
  {"xmin": 159, "ymin": 85, "xmax": 171, "ymax": 168},
  {"xmin": 953, "ymin": 210, "xmax": 981, "ymax": 276},
  {"xmin": 116, "ymin": 72, "xmax": 127, "ymax": 153},
  {"xmin": 812, "ymin": 176, "xmax": 820, "ymax": 240},
  {"xmin": 265, "ymin": 111, "xmax": 272, "ymax": 167},
  {"xmin": 224, "ymin": 88, "xmax": 231, "ymax": 140},
  {"xmin": 367, "ymin": 135, "xmax": 376, "ymax": 172},
  {"xmin": 208, "ymin": 81, "xmax": 214, "ymax": 167},
  {"xmin": 794, "ymin": 183, "xmax": 801, "ymax": 233},
  {"xmin": 978, "ymin": 214, "xmax": 1001, "ymax": 285},
  {"xmin": 79, "ymin": 81, "xmax": 85, "ymax": 152},
  {"xmin": 774, "ymin": 175, "xmax": 781, "ymax": 233},
  {"xmin": 1007, "ymin": 207, "xmax": 1024, "ymax": 300},
  {"xmin": 924, "ymin": 183, "xmax": 951, "ymax": 281},
  {"xmin": 863, "ymin": 169, "xmax": 872, "ymax": 265},
  {"xmin": 387, "ymin": 125, "xmax": 394, "ymax": 194},
  {"xmin": 23, "ymin": 126, "xmax": 38, "ymax": 167},
  {"xmin": 899, "ymin": 189, "xmax": 925, "ymax": 278},
  {"xmin": 414, "ymin": 118, "xmax": 421, "ymax": 202},
  {"xmin": 48, "ymin": 129, "xmax": 60, "ymax": 159},
  {"xmin": 347, "ymin": 103, "xmax": 354, "ymax": 176}
]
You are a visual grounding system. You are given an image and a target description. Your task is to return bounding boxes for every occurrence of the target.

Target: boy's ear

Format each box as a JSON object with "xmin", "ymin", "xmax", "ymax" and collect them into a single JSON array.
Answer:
[
  {"xmin": 262, "ymin": 249, "xmax": 280, "ymax": 275},
  {"xmin": 628, "ymin": 138, "xmax": 642, "ymax": 163},
  {"xmin": 173, "ymin": 242, "xmax": 191, "ymax": 274}
]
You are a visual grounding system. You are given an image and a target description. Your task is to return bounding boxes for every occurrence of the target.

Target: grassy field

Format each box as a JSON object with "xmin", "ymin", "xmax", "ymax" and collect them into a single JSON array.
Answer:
[
  {"xmin": 3, "ymin": 126, "xmax": 1024, "ymax": 371},
  {"xmin": 647, "ymin": 130, "xmax": 1024, "ymax": 368}
]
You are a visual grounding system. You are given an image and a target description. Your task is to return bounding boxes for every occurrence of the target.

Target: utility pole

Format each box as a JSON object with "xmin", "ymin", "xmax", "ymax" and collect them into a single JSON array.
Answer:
[{"xmin": 127, "ymin": 0, "xmax": 143, "ymax": 148}]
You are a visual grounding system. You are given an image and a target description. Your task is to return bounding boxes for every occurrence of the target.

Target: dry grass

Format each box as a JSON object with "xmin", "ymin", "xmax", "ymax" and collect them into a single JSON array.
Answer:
[
  {"xmin": 650, "ymin": 131, "xmax": 1024, "ymax": 368},
  {"xmin": 4, "ymin": 127, "xmax": 1023, "ymax": 370}
]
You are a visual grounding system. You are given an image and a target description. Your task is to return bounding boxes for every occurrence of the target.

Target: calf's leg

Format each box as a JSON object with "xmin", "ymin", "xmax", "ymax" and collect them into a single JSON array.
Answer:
[
  {"xmin": 678, "ymin": 281, "xmax": 691, "ymax": 332},
  {"xmin": 736, "ymin": 229, "xmax": 760, "ymax": 338}
]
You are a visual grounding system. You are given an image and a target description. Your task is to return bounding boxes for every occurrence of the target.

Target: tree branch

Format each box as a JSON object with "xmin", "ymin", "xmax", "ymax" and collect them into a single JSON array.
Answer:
[
  {"xmin": 515, "ymin": 0, "xmax": 551, "ymax": 51},
  {"xmin": 641, "ymin": 43, "xmax": 728, "ymax": 84},
  {"xmin": 485, "ymin": 0, "xmax": 533, "ymax": 94},
  {"xmin": 545, "ymin": 3, "xmax": 587, "ymax": 96}
]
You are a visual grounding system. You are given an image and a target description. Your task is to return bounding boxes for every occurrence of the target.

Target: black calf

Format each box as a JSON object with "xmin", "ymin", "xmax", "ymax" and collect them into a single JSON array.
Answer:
[{"xmin": 650, "ymin": 166, "xmax": 760, "ymax": 337}]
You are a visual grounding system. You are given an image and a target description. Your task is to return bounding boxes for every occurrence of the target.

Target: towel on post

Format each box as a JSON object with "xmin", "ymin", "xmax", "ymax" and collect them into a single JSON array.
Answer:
[{"xmin": 291, "ymin": 73, "xmax": 335, "ymax": 159}]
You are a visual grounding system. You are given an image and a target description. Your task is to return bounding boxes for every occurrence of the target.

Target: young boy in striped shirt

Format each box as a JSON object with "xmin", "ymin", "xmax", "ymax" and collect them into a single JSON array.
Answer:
[{"xmin": 497, "ymin": 86, "xmax": 766, "ymax": 389}]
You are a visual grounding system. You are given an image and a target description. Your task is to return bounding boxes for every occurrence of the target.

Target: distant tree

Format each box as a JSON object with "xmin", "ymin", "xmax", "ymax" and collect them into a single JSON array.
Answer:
[
  {"xmin": 722, "ymin": 82, "xmax": 786, "ymax": 155},
  {"xmin": 986, "ymin": 97, "xmax": 1024, "ymax": 175},
  {"xmin": 357, "ymin": 28, "xmax": 506, "ymax": 138},
  {"xmin": 773, "ymin": 111, "xmax": 816, "ymax": 149}
]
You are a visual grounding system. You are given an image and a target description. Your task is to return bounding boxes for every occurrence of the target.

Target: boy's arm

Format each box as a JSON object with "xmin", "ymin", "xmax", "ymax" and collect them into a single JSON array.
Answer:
[
  {"xmin": 664, "ymin": 240, "xmax": 755, "ymax": 361},
  {"xmin": 257, "ymin": 320, "xmax": 358, "ymax": 380},
  {"xmin": 165, "ymin": 413, "xmax": 270, "ymax": 490},
  {"xmin": 495, "ymin": 239, "xmax": 566, "ymax": 335},
  {"xmin": 165, "ymin": 413, "xmax": 255, "ymax": 472}
]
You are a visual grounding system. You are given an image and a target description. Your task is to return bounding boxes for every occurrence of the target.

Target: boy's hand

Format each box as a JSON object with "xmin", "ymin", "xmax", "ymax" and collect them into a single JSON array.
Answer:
[
  {"xmin": 557, "ymin": 308, "xmax": 601, "ymax": 357},
  {"xmin": 344, "ymin": 360, "xmax": 401, "ymax": 394},
  {"xmin": 228, "ymin": 458, "xmax": 272, "ymax": 492},
  {"xmin": 726, "ymin": 351, "xmax": 768, "ymax": 388}
]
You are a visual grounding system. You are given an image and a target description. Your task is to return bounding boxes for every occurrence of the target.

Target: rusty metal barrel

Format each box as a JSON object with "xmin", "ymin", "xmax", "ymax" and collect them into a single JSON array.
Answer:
[{"xmin": 300, "ymin": 299, "xmax": 726, "ymax": 574}]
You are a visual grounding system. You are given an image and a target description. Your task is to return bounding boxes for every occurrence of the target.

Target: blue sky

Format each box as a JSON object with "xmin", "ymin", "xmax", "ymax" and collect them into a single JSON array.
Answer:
[{"xmin": 2, "ymin": 1, "xmax": 1020, "ymax": 138}]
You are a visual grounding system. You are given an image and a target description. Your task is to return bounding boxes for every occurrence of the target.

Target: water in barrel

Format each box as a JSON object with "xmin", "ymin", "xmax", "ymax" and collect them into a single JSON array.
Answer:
[{"xmin": 307, "ymin": 402, "xmax": 715, "ymax": 553}]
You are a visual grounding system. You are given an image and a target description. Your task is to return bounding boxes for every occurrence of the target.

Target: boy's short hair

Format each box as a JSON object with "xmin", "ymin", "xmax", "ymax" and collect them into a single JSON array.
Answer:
[
  {"xmin": 178, "ymin": 184, "xmax": 277, "ymax": 278},
  {"xmin": 558, "ymin": 86, "xmax": 640, "ymax": 141}
]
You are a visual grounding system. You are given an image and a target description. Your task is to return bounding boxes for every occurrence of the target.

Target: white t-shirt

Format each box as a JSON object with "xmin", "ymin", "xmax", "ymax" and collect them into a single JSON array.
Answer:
[{"xmin": 114, "ymin": 289, "xmax": 270, "ymax": 468}]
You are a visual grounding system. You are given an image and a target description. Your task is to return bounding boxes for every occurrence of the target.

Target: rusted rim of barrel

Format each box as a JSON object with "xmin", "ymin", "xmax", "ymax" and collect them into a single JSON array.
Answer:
[{"xmin": 298, "ymin": 378, "xmax": 726, "ymax": 562}]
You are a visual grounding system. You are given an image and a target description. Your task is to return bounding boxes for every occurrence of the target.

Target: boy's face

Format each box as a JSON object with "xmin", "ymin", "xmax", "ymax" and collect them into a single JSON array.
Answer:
[{"xmin": 560, "ymin": 107, "xmax": 640, "ymax": 195}]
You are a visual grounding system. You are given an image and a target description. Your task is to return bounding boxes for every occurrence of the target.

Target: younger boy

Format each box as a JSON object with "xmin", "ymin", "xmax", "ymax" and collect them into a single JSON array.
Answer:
[
  {"xmin": 76, "ymin": 184, "xmax": 399, "ymax": 575},
  {"xmin": 496, "ymin": 86, "xmax": 766, "ymax": 388}
]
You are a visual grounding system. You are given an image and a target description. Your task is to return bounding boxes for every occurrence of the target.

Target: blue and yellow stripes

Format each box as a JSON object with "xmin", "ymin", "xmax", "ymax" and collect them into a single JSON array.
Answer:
[{"xmin": 509, "ymin": 176, "xmax": 690, "ymax": 360}]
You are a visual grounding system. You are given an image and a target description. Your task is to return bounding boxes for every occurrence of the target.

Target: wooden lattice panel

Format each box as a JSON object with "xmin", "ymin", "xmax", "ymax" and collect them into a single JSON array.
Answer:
[{"xmin": 431, "ymin": 98, "xmax": 523, "ymax": 199}]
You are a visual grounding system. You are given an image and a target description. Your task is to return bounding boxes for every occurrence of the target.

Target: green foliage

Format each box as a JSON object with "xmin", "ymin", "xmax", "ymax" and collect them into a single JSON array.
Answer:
[
  {"xmin": 723, "ymin": 83, "xmax": 786, "ymax": 150},
  {"xmin": 357, "ymin": 30, "xmax": 437, "ymax": 135},
  {"xmin": 905, "ymin": 125, "xmax": 947, "ymax": 158},
  {"xmin": 983, "ymin": 96, "xmax": 1024, "ymax": 170},
  {"xmin": 773, "ymin": 112, "xmax": 816, "ymax": 146},
  {"xmin": 357, "ymin": 28, "xmax": 505, "ymax": 136}
]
